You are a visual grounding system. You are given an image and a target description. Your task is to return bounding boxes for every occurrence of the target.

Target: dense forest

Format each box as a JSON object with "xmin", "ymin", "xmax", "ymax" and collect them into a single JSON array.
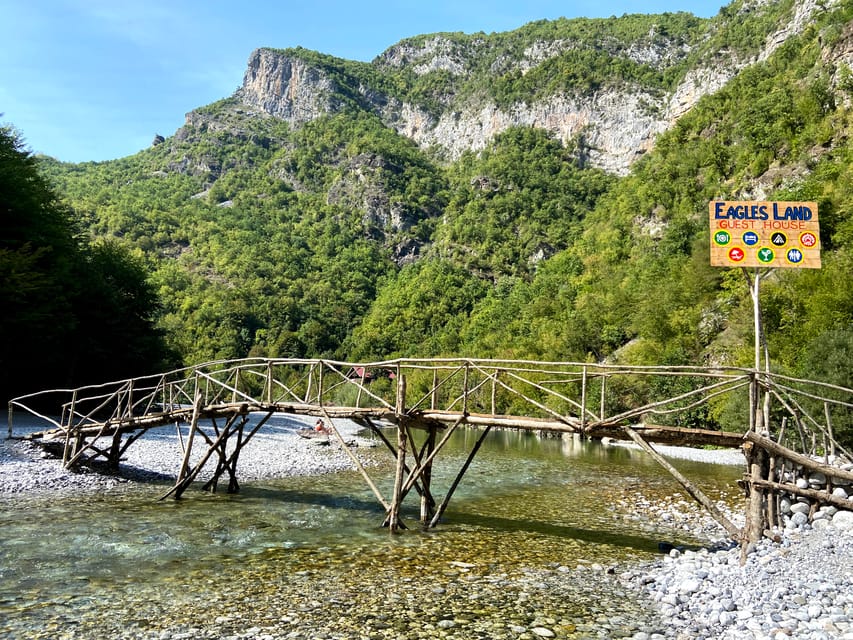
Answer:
[{"xmin": 4, "ymin": 0, "xmax": 853, "ymax": 443}]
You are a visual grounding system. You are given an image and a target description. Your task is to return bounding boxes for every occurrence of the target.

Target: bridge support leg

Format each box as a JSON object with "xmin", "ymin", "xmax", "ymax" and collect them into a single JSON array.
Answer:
[
  {"xmin": 387, "ymin": 419, "xmax": 408, "ymax": 532},
  {"xmin": 108, "ymin": 431, "xmax": 123, "ymax": 470},
  {"xmin": 203, "ymin": 415, "xmax": 247, "ymax": 493},
  {"xmin": 622, "ymin": 425, "xmax": 743, "ymax": 542},
  {"xmin": 420, "ymin": 425, "xmax": 437, "ymax": 524},
  {"xmin": 742, "ymin": 440, "xmax": 770, "ymax": 555},
  {"xmin": 428, "ymin": 424, "xmax": 491, "ymax": 528}
]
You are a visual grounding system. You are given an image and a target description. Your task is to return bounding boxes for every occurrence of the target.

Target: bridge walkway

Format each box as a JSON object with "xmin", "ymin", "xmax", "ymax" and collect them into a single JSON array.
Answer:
[{"xmin": 9, "ymin": 357, "xmax": 853, "ymax": 547}]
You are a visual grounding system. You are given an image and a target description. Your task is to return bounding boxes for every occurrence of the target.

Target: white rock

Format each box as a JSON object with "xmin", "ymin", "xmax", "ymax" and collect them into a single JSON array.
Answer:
[
  {"xmin": 832, "ymin": 510, "xmax": 853, "ymax": 530},
  {"xmin": 789, "ymin": 512, "xmax": 809, "ymax": 528},
  {"xmin": 790, "ymin": 502, "xmax": 811, "ymax": 515},
  {"xmin": 678, "ymin": 579, "xmax": 701, "ymax": 594}
]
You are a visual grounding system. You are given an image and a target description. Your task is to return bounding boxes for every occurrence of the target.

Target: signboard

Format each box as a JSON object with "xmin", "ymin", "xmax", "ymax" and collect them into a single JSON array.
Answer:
[{"xmin": 709, "ymin": 201, "xmax": 821, "ymax": 269}]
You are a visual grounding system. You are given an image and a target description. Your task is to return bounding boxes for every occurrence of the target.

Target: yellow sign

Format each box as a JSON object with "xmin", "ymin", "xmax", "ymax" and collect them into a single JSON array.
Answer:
[{"xmin": 709, "ymin": 201, "xmax": 821, "ymax": 269}]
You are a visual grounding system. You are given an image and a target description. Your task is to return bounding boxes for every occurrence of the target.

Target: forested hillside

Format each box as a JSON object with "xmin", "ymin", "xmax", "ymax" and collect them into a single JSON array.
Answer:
[
  {"xmin": 0, "ymin": 126, "xmax": 172, "ymax": 399},
  {"xmin": 9, "ymin": 0, "xmax": 853, "ymax": 434}
]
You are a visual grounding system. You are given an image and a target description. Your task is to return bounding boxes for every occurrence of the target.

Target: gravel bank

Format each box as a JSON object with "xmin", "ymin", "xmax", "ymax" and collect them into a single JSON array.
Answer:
[{"xmin": 1, "ymin": 413, "xmax": 380, "ymax": 496}]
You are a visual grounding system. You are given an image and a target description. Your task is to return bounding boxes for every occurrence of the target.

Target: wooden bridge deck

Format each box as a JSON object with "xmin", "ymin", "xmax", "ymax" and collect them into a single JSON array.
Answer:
[{"xmin": 9, "ymin": 357, "xmax": 853, "ymax": 546}]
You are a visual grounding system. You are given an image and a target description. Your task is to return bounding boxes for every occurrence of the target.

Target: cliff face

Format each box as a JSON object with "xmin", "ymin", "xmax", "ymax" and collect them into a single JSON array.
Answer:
[
  {"xmin": 223, "ymin": 0, "xmax": 835, "ymax": 175},
  {"xmin": 237, "ymin": 48, "xmax": 340, "ymax": 124}
]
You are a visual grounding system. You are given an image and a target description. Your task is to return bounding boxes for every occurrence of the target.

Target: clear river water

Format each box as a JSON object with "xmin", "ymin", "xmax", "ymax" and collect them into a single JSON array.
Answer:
[{"xmin": 0, "ymin": 427, "xmax": 743, "ymax": 639}]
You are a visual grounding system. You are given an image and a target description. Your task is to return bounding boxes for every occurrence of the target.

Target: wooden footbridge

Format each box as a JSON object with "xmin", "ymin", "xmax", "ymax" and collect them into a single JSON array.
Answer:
[{"xmin": 8, "ymin": 357, "xmax": 853, "ymax": 547}]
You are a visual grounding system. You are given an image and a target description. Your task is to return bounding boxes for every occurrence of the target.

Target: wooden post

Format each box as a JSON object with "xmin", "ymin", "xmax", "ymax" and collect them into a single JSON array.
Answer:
[
  {"xmin": 175, "ymin": 389, "xmax": 202, "ymax": 496},
  {"xmin": 580, "ymin": 366, "xmax": 588, "ymax": 432},
  {"xmin": 623, "ymin": 425, "xmax": 742, "ymax": 541},
  {"xmin": 356, "ymin": 367, "xmax": 366, "ymax": 407},
  {"xmin": 463, "ymin": 363, "xmax": 470, "ymax": 416},
  {"xmin": 388, "ymin": 418, "xmax": 408, "ymax": 531},
  {"xmin": 429, "ymin": 425, "xmax": 492, "ymax": 528},
  {"xmin": 420, "ymin": 425, "xmax": 437, "ymax": 524},
  {"xmin": 108, "ymin": 430, "xmax": 123, "ymax": 470},
  {"xmin": 305, "ymin": 363, "xmax": 314, "ymax": 403},
  {"xmin": 491, "ymin": 371, "xmax": 498, "ymax": 415},
  {"xmin": 63, "ymin": 389, "xmax": 78, "ymax": 466},
  {"xmin": 825, "ymin": 403, "xmax": 836, "ymax": 458},
  {"xmin": 766, "ymin": 454, "xmax": 777, "ymax": 531},
  {"xmin": 600, "ymin": 375, "xmax": 607, "ymax": 424},
  {"xmin": 387, "ymin": 373, "xmax": 408, "ymax": 531},
  {"xmin": 742, "ymin": 440, "xmax": 769, "ymax": 558}
]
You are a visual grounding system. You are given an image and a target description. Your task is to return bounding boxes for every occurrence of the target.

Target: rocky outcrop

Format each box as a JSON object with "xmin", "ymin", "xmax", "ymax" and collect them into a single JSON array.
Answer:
[
  {"xmin": 229, "ymin": 0, "xmax": 840, "ymax": 176},
  {"xmin": 236, "ymin": 48, "xmax": 341, "ymax": 124}
]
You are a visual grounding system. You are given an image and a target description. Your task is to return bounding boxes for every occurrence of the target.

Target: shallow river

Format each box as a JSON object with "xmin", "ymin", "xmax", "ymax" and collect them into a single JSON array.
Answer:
[{"xmin": 0, "ymin": 428, "xmax": 742, "ymax": 639}]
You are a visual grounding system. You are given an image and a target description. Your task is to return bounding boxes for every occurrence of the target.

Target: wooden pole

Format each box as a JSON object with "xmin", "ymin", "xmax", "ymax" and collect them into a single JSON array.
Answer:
[
  {"xmin": 431, "ymin": 369, "xmax": 439, "ymax": 411},
  {"xmin": 420, "ymin": 424, "xmax": 437, "ymax": 523},
  {"xmin": 174, "ymin": 389, "xmax": 202, "ymax": 495},
  {"xmin": 622, "ymin": 425, "xmax": 742, "ymax": 541},
  {"xmin": 491, "ymin": 371, "xmax": 497, "ymax": 415},
  {"xmin": 388, "ymin": 417, "xmax": 408, "ymax": 531},
  {"xmin": 429, "ymin": 425, "xmax": 492, "ymax": 528},
  {"xmin": 320, "ymin": 407, "xmax": 389, "ymax": 511},
  {"xmin": 742, "ymin": 441, "xmax": 769, "ymax": 554},
  {"xmin": 744, "ymin": 431, "xmax": 853, "ymax": 483},
  {"xmin": 825, "ymin": 403, "xmax": 836, "ymax": 458},
  {"xmin": 751, "ymin": 478, "xmax": 853, "ymax": 511}
]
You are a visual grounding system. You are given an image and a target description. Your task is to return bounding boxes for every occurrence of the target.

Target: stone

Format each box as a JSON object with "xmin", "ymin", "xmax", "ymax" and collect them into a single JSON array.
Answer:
[
  {"xmin": 832, "ymin": 510, "xmax": 853, "ymax": 530},
  {"xmin": 809, "ymin": 472, "xmax": 827, "ymax": 486},
  {"xmin": 789, "ymin": 512, "xmax": 809, "ymax": 527},
  {"xmin": 678, "ymin": 579, "xmax": 701, "ymax": 595},
  {"xmin": 531, "ymin": 627, "xmax": 556, "ymax": 638}
]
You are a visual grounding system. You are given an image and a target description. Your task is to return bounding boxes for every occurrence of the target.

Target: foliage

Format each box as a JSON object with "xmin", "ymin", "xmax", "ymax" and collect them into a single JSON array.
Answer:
[{"xmin": 0, "ymin": 126, "xmax": 171, "ymax": 400}]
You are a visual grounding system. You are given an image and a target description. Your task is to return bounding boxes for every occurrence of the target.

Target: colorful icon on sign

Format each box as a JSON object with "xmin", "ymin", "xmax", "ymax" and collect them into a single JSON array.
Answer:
[
  {"xmin": 800, "ymin": 232, "xmax": 817, "ymax": 248},
  {"xmin": 770, "ymin": 232, "xmax": 787, "ymax": 246},
  {"xmin": 757, "ymin": 247, "xmax": 775, "ymax": 263},
  {"xmin": 728, "ymin": 247, "xmax": 745, "ymax": 262},
  {"xmin": 742, "ymin": 231, "xmax": 759, "ymax": 246},
  {"xmin": 714, "ymin": 231, "xmax": 731, "ymax": 246},
  {"xmin": 787, "ymin": 248, "xmax": 804, "ymax": 264}
]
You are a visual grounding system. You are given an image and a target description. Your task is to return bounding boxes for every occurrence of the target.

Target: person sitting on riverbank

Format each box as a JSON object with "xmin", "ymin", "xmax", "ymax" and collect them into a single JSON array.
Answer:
[{"xmin": 314, "ymin": 419, "xmax": 328, "ymax": 433}]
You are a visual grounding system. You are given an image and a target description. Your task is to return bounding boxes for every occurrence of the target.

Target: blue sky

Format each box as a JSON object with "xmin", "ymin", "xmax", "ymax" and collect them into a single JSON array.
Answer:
[{"xmin": 1, "ymin": 0, "xmax": 725, "ymax": 163}]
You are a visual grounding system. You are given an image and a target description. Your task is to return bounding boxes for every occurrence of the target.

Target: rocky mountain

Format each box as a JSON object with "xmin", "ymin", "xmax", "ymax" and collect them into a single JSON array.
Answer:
[{"xmin": 228, "ymin": 0, "xmax": 836, "ymax": 174}]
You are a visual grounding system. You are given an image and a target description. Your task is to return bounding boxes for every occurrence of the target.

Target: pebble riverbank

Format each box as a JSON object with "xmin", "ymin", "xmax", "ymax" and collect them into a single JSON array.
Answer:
[
  {"xmin": 0, "ymin": 415, "xmax": 378, "ymax": 496},
  {"xmin": 2, "ymin": 420, "xmax": 852, "ymax": 640}
]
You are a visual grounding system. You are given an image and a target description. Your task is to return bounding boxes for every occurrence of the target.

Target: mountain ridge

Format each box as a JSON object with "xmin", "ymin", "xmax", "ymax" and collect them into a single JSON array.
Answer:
[{"xmin": 203, "ymin": 0, "xmax": 835, "ymax": 175}]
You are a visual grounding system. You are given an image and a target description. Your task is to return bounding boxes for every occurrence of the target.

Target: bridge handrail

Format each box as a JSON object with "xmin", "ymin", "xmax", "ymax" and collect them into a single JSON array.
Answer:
[{"xmin": 8, "ymin": 358, "xmax": 853, "ymax": 461}]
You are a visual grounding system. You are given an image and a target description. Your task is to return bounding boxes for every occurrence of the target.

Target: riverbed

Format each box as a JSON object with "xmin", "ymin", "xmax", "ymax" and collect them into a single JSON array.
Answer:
[{"xmin": 0, "ymin": 419, "xmax": 744, "ymax": 639}]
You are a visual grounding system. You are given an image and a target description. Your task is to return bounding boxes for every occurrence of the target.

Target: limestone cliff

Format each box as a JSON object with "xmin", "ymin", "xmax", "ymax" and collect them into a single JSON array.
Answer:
[{"xmin": 222, "ymin": 0, "xmax": 835, "ymax": 176}]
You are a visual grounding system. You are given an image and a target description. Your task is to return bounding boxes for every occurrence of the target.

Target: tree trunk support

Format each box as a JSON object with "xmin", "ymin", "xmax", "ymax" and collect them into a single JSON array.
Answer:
[
  {"xmin": 622, "ymin": 425, "xmax": 742, "ymax": 541},
  {"xmin": 429, "ymin": 424, "xmax": 491, "ymax": 528}
]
